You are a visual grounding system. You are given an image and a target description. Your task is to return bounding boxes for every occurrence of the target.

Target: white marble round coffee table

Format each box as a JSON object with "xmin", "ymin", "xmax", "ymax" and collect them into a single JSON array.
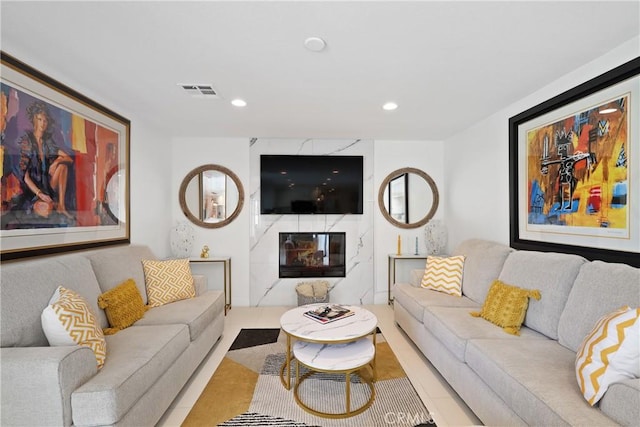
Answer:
[{"xmin": 279, "ymin": 304, "xmax": 378, "ymax": 418}]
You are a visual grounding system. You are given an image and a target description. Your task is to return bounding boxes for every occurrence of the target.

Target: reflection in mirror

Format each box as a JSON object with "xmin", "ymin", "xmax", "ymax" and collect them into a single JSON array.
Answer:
[
  {"xmin": 179, "ymin": 164, "xmax": 244, "ymax": 228},
  {"xmin": 408, "ymin": 172, "xmax": 434, "ymax": 223},
  {"xmin": 378, "ymin": 167, "xmax": 439, "ymax": 229},
  {"xmin": 194, "ymin": 170, "xmax": 240, "ymax": 223},
  {"xmin": 387, "ymin": 173, "xmax": 408, "ymax": 223},
  {"xmin": 184, "ymin": 175, "xmax": 199, "ymax": 219}
]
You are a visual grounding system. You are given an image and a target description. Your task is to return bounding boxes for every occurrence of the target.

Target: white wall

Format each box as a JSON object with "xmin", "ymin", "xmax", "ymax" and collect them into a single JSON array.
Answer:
[
  {"xmin": 170, "ymin": 138, "xmax": 251, "ymax": 306},
  {"xmin": 130, "ymin": 124, "xmax": 173, "ymax": 254},
  {"xmin": 444, "ymin": 37, "xmax": 640, "ymax": 252},
  {"xmin": 374, "ymin": 140, "xmax": 445, "ymax": 304}
]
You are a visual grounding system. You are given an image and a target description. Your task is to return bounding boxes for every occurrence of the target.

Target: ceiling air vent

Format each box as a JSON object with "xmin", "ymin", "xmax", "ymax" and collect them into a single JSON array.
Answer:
[{"xmin": 178, "ymin": 84, "xmax": 219, "ymax": 98}]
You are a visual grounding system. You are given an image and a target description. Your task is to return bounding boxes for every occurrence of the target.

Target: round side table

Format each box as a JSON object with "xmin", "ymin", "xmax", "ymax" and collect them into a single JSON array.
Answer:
[{"xmin": 293, "ymin": 338, "xmax": 376, "ymax": 418}]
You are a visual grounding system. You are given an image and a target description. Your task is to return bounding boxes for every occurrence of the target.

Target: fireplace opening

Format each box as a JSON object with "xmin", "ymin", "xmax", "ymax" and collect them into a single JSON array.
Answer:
[{"xmin": 279, "ymin": 232, "xmax": 346, "ymax": 278}]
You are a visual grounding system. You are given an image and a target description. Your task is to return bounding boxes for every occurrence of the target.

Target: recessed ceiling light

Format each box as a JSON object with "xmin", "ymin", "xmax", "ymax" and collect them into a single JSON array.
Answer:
[
  {"xmin": 304, "ymin": 37, "xmax": 327, "ymax": 52},
  {"xmin": 231, "ymin": 99, "xmax": 247, "ymax": 107},
  {"xmin": 599, "ymin": 108, "xmax": 617, "ymax": 114},
  {"xmin": 383, "ymin": 102, "xmax": 398, "ymax": 111}
]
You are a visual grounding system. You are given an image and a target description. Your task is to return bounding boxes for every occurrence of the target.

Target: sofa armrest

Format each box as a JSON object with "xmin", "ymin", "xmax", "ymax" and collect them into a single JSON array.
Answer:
[
  {"xmin": 599, "ymin": 379, "xmax": 640, "ymax": 427},
  {"xmin": 193, "ymin": 274, "xmax": 208, "ymax": 296},
  {"xmin": 1, "ymin": 346, "xmax": 97, "ymax": 427}
]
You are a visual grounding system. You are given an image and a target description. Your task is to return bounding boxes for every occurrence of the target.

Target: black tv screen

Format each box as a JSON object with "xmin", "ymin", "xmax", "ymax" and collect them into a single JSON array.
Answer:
[{"xmin": 260, "ymin": 155, "xmax": 363, "ymax": 214}]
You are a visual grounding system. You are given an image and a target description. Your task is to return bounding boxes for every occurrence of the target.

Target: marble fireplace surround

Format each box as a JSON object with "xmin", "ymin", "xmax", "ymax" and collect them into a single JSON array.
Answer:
[{"xmin": 250, "ymin": 138, "xmax": 375, "ymax": 306}]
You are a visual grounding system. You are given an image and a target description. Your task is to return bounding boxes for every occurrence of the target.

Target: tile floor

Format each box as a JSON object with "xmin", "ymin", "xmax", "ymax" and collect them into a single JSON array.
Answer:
[{"xmin": 157, "ymin": 304, "xmax": 482, "ymax": 427}]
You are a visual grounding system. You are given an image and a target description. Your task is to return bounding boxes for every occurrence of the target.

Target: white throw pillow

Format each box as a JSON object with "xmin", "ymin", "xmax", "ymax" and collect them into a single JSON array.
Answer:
[
  {"xmin": 575, "ymin": 306, "xmax": 640, "ymax": 405},
  {"xmin": 41, "ymin": 286, "xmax": 107, "ymax": 369}
]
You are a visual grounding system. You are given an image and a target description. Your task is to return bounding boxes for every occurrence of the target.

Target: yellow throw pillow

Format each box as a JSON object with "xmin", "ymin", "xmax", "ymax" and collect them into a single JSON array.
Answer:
[
  {"xmin": 470, "ymin": 280, "xmax": 541, "ymax": 335},
  {"xmin": 41, "ymin": 286, "xmax": 107, "ymax": 369},
  {"xmin": 98, "ymin": 279, "xmax": 148, "ymax": 335},
  {"xmin": 576, "ymin": 306, "xmax": 640, "ymax": 405},
  {"xmin": 142, "ymin": 258, "xmax": 195, "ymax": 307},
  {"xmin": 421, "ymin": 255, "xmax": 465, "ymax": 296}
]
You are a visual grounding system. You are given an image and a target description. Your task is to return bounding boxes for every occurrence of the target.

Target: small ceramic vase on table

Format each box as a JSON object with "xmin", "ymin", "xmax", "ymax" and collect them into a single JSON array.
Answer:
[
  {"xmin": 424, "ymin": 220, "xmax": 447, "ymax": 255},
  {"xmin": 170, "ymin": 222, "xmax": 195, "ymax": 258}
]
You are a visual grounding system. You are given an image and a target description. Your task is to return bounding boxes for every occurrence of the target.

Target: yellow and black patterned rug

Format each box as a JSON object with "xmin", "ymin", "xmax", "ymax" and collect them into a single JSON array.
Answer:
[{"xmin": 182, "ymin": 328, "xmax": 435, "ymax": 427}]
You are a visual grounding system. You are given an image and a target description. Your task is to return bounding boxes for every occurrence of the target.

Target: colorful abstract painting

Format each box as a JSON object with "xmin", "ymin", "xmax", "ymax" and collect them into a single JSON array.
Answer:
[{"xmin": 526, "ymin": 95, "xmax": 629, "ymax": 235}]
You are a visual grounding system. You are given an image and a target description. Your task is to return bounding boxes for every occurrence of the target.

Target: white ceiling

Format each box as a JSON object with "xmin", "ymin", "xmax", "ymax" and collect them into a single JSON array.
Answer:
[{"xmin": 1, "ymin": 1, "xmax": 638, "ymax": 140}]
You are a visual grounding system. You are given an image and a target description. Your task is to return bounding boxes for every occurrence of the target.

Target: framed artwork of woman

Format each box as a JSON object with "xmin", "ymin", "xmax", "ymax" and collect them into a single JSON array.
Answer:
[{"xmin": 1, "ymin": 52, "xmax": 130, "ymax": 260}]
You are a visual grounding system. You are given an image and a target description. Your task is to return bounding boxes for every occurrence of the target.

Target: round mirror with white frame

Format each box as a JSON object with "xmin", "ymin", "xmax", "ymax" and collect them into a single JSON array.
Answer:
[
  {"xmin": 179, "ymin": 164, "xmax": 244, "ymax": 229},
  {"xmin": 378, "ymin": 167, "xmax": 439, "ymax": 229}
]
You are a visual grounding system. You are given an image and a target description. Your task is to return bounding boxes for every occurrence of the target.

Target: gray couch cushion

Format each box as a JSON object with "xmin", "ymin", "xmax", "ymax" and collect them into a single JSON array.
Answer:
[
  {"xmin": 393, "ymin": 283, "xmax": 428, "ymax": 322},
  {"xmin": 71, "ymin": 324, "xmax": 189, "ymax": 426},
  {"xmin": 558, "ymin": 260, "xmax": 640, "ymax": 352},
  {"xmin": 451, "ymin": 239, "xmax": 513, "ymax": 304},
  {"xmin": 85, "ymin": 245, "xmax": 157, "ymax": 305},
  {"xmin": 135, "ymin": 290, "xmax": 224, "ymax": 341},
  {"xmin": 466, "ymin": 338, "xmax": 615, "ymax": 426},
  {"xmin": 498, "ymin": 250, "xmax": 586, "ymax": 339},
  {"xmin": 423, "ymin": 306, "xmax": 547, "ymax": 362},
  {"xmin": 1, "ymin": 255, "xmax": 107, "ymax": 346},
  {"xmin": 394, "ymin": 283, "xmax": 479, "ymax": 323},
  {"xmin": 599, "ymin": 378, "xmax": 640, "ymax": 427}
]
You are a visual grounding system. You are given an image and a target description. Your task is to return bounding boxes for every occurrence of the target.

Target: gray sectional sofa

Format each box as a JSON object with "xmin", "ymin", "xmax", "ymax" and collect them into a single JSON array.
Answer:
[
  {"xmin": 393, "ymin": 239, "xmax": 639, "ymax": 426},
  {"xmin": 1, "ymin": 245, "xmax": 225, "ymax": 426}
]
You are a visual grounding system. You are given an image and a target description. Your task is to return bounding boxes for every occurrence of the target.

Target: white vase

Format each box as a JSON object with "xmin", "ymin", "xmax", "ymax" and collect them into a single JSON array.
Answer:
[
  {"xmin": 170, "ymin": 222, "xmax": 195, "ymax": 258},
  {"xmin": 424, "ymin": 220, "xmax": 447, "ymax": 255}
]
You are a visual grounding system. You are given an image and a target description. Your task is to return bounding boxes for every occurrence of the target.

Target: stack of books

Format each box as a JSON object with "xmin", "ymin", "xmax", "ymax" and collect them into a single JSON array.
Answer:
[{"xmin": 303, "ymin": 304, "xmax": 355, "ymax": 324}]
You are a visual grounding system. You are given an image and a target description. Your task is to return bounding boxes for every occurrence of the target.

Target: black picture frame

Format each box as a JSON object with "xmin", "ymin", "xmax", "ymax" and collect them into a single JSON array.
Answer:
[{"xmin": 509, "ymin": 57, "xmax": 640, "ymax": 267}]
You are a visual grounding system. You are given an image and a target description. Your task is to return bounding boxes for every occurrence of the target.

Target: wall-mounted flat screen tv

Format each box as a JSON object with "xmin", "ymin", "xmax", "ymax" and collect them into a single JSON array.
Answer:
[{"xmin": 260, "ymin": 155, "xmax": 363, "ymax": 214}]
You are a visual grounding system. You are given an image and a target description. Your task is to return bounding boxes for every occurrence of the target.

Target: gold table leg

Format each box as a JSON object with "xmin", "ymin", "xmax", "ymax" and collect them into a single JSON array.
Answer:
[{"xmin": 279, "ymin": 332, "xmax": 293, "ymax": 390}]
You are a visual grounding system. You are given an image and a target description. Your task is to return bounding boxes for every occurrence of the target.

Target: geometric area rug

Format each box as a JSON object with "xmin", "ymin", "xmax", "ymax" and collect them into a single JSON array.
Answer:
[{"xmin": 182, "ymin": 328, "xmax": 436, "ymax": 427}]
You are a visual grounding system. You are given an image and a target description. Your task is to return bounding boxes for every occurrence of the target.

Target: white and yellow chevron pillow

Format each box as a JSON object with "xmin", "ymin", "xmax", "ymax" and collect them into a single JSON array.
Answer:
[
  {"xmin": 421, "ymin": 255, "xmax": 465, "ymax": 296},
  {"xmin": 576, "ymin": 306, "xmax": 640, "ymax": 405},
  {"xmin": 41, "ymin": 286, "xmax": 107, "ymax": 369},
  {"xmin": 142, "ymin": 259, "xmax": 195, "ymax": 307}
]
